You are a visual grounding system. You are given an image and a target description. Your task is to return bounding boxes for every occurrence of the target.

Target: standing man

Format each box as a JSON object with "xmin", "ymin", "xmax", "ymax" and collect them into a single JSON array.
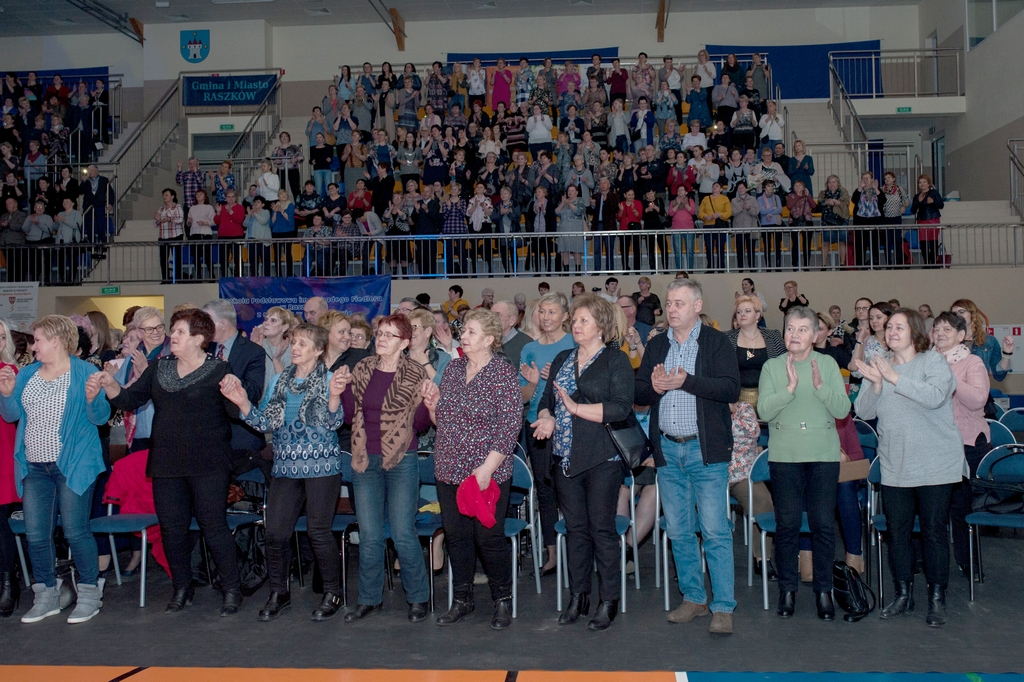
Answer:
[
  {"xmin": 79, "ymin": 164, "xmax": 114, "ymax": 247},
  {"xmin": 303, "ymin": 296, "xmax": 329, "ymax": 325},
  {"xmin": 202, "ymin": 299, "xmax": 267, "ymax": 476},
  {"xmin": 176, "ymin": 157, "xmax": 206, "ymax": 237},
  {"xmin": 635, "ymin": 278, "xmax": 740, "ymax": 635},
  {"xmin": 491, "ymin": 300, "xmax": 530, "ymax": 368},
  {"xmin": 588, "ymin": 178, "xmax": 618, "ymax": 273}
]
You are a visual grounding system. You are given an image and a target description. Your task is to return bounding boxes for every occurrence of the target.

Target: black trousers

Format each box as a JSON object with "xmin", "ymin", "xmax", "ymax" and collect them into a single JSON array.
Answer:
[
  {"xmin": 159, "ymin": 235, "xmax": 184, "ymax": 283},
  {"xmin": 555, "ymin": 460, "xmax": 623, "ymax": 601},
  {"xmin": 951, "ymin": 434, "xmax": 989, "ymax": 568},
  {"xmin": 278, "ymin": 168, "xmax": 301, "ymax": 199},
  {"xmin": 273, "ymin": 231, "xmax": 297, "ymax": 277},
  {"xmin": 734, "ymin": 232, "xmax": 754, "ymax": 271},
  {"xmin": 619, "ymin": 228, "xmax": 642, "ymax": 272},
  {"xmin": 770, "ymin": 460, "xmax": 839, "ymax": 593},
  {"xmin": 152, "ymin": 471, "xmax": 241, "ymax": 592},
  {"xmin": 879, "ymin": 216, "xmax": 904, "ymax": 266},
  {"xmin": 414, "ymin": 237, "xmax": 437, "ymax": 275},
  {"xmin": 0, "ymin": 503, "xmax": 16, "ymax": 573},
  {"xmin": 882, "ymin": 482, "xmax": 954, "ymax": 586},
  {"xmin": 525, "ymin": 424, "xmax": 558, "ymax": 551},
  {"xmin": 437, "ymin": 478, "xmax": 512, "ymax": 601},
  {"xmin": 645, "ymin": 231, "xmax": 667, "ymax": 271},
  {"xmin": 265, "ymin": 474, "xmax": 342, "ymax": 593}
]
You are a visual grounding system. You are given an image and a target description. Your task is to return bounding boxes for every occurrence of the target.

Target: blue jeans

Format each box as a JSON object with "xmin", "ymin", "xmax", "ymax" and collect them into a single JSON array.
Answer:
[
  {"xmin": 672, "ymin": 231, "xmax": 695, "ymax": 270},
  {"xmin": 593, "ymin": 232, "xmax": 617, "ymax": 272},
  {"xmin": 351, "ymin": 453, "xmax": 430, "ymax": 605},
  {"xmin": 23, "ymin": 462, "xmax": 99, "ymax": 587},
  {"xmin": 658, "ymin": 436, "xmax": 735, "ymax": 612},
  {"xmin": 314, "ymin": 169, "xmax": 333, "ymax": 198}
]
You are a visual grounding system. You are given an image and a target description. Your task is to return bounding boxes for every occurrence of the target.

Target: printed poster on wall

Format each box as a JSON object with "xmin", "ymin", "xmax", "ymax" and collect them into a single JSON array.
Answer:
[
  {"xmin": 218, "ymin": 275, "xmax": 391, "ymax": 334},
  {"xmin": 0, "ymin": 282, "xmax": 39, "ymax": 331}
]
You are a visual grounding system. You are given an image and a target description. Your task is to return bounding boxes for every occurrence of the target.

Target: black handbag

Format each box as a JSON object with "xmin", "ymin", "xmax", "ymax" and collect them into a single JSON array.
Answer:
[
  {"xmin": 971, "ymin": 444, "xmax": 1024, "ymax": 514},
  {"xmin": 832, "ymin": 560, "xmax": 875, "ymax": 622},
  {"xmin": 604, "ymin": 413, "xmax": 652, "ymax": 471}
]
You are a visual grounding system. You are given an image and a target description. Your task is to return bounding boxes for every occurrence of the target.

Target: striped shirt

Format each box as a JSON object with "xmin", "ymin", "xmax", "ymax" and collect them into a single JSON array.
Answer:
[{"xmin": 659, "ymin": 323, "xmax": 700, "ymax": 437}]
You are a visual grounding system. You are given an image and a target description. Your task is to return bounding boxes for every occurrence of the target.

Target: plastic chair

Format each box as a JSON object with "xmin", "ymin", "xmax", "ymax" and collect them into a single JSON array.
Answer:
[
  {"xmin": 966, "ymin": 444, "xmax": 1024, "ymax": 601},
  {"xmin": 189, "ymin": 467, "xmax": 266, "ymax": 586},
  {"xmin": 998, "ymin": 407, "xmax": 1024, "ymax": 435},
  {"xmin": 292, "ymin": 511, "xmax": 359, "ymax": 605},
  {"xmin": 854, "ymin": 419, "xmax": 878, "ymax": 462},
  {"xmin": 89, "ymin": 506, "xmax": 159, "ymax": 607},
  {"xmin": 506, "ymin": 454, "xmax": 541, "ymax": 617},
  {"xmin": 415, "ymin": 453, "xmax": 445, "ymax": 612},
  {"xmin": 555, "ymin": 471, "xmax": 633, "ymax": 614},
  {"xmin": 987, "ymin": 419, "xmax": 1016, "ymax": 446},
  {"xmin": 8, "ymin": 515, "xmax": 62, "ymax": 588}
]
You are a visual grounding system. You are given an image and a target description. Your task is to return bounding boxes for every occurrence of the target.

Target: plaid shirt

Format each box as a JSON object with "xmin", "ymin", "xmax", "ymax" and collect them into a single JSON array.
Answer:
[
  {"xmin": 155, "ymin": 204, "xmax": 184, "ymax": 239},
  {"xmin": 427, "ymin": 73, "xmax": 449, "ymax": 111},
  {"xmin": 441, "ymin": 199, "xmax": 467, "ymax": 234},
  {"xmin": 175, "ymin": 169, "xmax": 205, "ymax": 209},
  {"xmin": 659, "ymin": 322, "xmax": 700, "ymax": 437}
]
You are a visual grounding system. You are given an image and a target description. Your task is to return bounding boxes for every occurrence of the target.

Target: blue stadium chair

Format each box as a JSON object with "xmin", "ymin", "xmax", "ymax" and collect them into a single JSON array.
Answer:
[
  {"xmin": 966, "ymin": 444, "xmax": 1024, "ymax": 601},
  {"xmin": 987, "ymin": 419, "xmax": 1016, "ymax": 446},
  {"xmin": 90, "ymin": 506, "xmax": 159, "ymax": 607}
]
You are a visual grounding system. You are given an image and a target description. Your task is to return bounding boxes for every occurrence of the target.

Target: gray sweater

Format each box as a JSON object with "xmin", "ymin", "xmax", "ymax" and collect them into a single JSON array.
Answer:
[{"xmin": 854, "ymin": 349, "xmax": 965, "ymax": 488}]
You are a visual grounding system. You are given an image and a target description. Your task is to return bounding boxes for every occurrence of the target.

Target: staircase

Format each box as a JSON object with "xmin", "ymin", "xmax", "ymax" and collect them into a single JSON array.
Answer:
[
  {"xmin": 941, "ymin": 200, "xmax": 1016, "ymax": 224},
  {"xmin": 785, "ymin": 102, "xmax": 847, "ymax": 147}
]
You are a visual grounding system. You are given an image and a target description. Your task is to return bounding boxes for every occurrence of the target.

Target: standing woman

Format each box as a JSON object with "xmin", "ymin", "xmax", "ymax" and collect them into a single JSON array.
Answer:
[
  {"xmin": 317, "ymin": 310, "xmax": 370, "ymax": 457},
  {"xmin": 531, "ymin": 293, "xmax": 634, "ymax": 631},
  {"xmin": 342, "ymin": 314, "xmax": 432, "ymax": 624},
  {"xmin": 272, "ymin": 132, "xmax": 304, "ymax": 200},
  {"xmin": 186, "ymin": 189, "xmax": 216, "ymax": 279},
  {"xmin": 90, "ymin": 309, "xmax": 244, "ymax": 616},
  {"xmin": 0, "ymin": 316, "xmax": 109, "ymax": 624},
  {"xmin": 879, "ymin": 172, "xmax": 908, "ymax": 267},
  {"xmin": 423, "ymin": 310, "xmax": 523, "ymax": 629},
  {"xmin": 270, "ymin": 189, "xmax": 296, "ymax": 278},
  {"xmin": 787, "ymin": 140, "xmax": 814, "ymax": 195},
  {"xmin": 154, "ymin": 188, "xmax": 184, "ymax": 284},
  {"xmin": 220, "ymin": 323, "xmax": 348, "ymax": 622},
  {"xmin": 725, "ymin": 296, "xmax": 785, "ymax": 414},
  {"xmin": 0, "ymin": 319, "xmax": 18, "ymax": 619},
  {"xmin": 519, "ymin": 292, "xmax": 576, "ymax": 577},
  {"xmin": 817, "ymin": 174, "xmax": 850, "ymax": 269},
  {"xmin": 251, "ymin": 306, "xmax": 294, "ymax": 380},
  {"xmin": 854, "ymin": 309, "xmax": 963, "ymax": 628},
  {"xmin": 950, "ymin": 299, "xmax": 1013, "ymax": 381},
  {"xmin": 911, "ymin": 175, "xmax": 944, "ymax": 267},
  {"xmin": 851, "ymin": 171, "xmax": 882, "ymax": 268},
  {"xmin": 849, "ymin": 301, "xmax": 895, "ymax": 397},
  {"xmin": 758, "ymin": 307, "xmax": 850, "ymax": 620}
]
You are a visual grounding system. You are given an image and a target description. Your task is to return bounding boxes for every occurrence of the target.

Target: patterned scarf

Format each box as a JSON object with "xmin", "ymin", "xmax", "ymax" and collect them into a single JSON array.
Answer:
[
  {"xmin": 260, "ymin": 362, "xmax": 331, "ymax": 431},
  {"xmin": 942, "ymin": 343, "xmax": 971, "ymax": 365}
]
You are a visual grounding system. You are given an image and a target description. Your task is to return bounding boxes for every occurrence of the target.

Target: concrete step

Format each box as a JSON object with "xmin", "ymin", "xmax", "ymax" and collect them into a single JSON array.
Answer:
[{"xmin": 941, "ymin": 200, "xmax": 1015, "ymax": 224}]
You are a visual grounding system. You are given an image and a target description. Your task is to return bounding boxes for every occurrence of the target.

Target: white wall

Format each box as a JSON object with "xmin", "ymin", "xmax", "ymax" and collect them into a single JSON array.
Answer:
[
  {"xmin": 917, "ymin": 0, "xmax": 966, "ymax": 46},
  {"xmin": 272, "ymin": 6, "xmax": 921, "ymax": 82},
  {"xmin": 0, "ymin": 33, "xmax": 143, "ymax": 86},
  {"xmin": 143, "ymin": 20, "xmax": 271, "ymax": 82}
]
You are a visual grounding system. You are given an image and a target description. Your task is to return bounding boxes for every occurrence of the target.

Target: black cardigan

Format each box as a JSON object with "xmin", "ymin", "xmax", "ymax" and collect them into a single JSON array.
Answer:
[
  {"xmin": 635, "ymin": 325, "xmax": 740, "ymax": 467},
  {"xmin": 538, "ymin": 346, "xmax": 635, "ymax": 477}
]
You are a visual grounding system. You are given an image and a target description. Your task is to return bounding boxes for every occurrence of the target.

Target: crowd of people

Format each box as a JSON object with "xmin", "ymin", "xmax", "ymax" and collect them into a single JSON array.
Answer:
[{"xmin": 0, "ymin": 276, "xmax": 1011, "ymax": 637}]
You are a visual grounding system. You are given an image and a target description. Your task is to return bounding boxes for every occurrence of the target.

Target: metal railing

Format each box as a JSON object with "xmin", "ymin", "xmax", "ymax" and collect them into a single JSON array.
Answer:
[
  {"xmin": 227, "ymin": 79, "xmax": 285, "ymax": 189},
  {"xmin": 3, "ymin": 223, "xmax": 1016, "ymax": 286},
  {"xmin": 828, "ymin": 62, "xmax": 868, "ymax": 144},
  {"xmin": 1009, "ymin": 139, "xmax": 1024, "ymax": 217},
  {"xmin": 798, "ymin": 141, "xmax": 917, "ymax": 195},
  {"xmin": 829, "ymin": 49, "xmax": 964, "ymax": 99}
]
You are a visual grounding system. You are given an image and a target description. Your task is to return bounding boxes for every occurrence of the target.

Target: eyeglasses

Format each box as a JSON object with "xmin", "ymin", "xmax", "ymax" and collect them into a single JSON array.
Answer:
[
  {"xmin": 409, "ymin": 324, "xmax": 425, "ymax": 332},
  {"xmin": 376, "ymin": 331, "xmax": 402, "ymax": 341},
  {"xmin": 140, "ymin": 324, "xmax": 165, "ymax": 334},
  {"xmin": 854, "ymin": 306, "xmax": 870, "ymax": 312}
]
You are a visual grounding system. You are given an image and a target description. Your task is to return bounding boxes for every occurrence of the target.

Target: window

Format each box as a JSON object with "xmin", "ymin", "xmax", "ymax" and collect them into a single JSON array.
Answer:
[{"xmin": 969, "ymin": 0, "xmax": 1024, "ymax": 48}]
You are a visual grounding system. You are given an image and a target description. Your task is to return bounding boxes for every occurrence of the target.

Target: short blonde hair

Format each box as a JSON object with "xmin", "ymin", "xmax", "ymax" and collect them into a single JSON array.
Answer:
[
  {"xmin": 172, "ymin": 303, "xmax": 197, "ymax": 315},
  {"xmin": 316, "ymin": 309, "xmax": 349, "ymax": 332},
  {"xmin": 266, "ymin": 306, "xmax": 297, "ymax": 329},
  {"xmin": 133, "ymin": 306, "xmax": 164, "ymax": 327},
  {"xmin": 462, "ymin": 309, "xmax": 503, "ymax": 350},
  {"xmin": 407, "ymin": 308, "xmax": 435, "ymax": 334},
  {"xmin": 31, "ymin": 315, "xmax": 79, "ymax": 355},
  {"xmin": 734, "ymin": 295, "xmax": 762, "ymax": 314}
]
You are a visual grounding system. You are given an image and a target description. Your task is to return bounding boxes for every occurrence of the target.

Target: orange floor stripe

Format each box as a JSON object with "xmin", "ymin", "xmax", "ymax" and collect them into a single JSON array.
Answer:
[
  {"xmin": 2, "ymin": 666, "xmax": 137, "ymax": 682},
  {"xmin": 131, "ymin": 669, "xmax": 509, "ymax": 682}
]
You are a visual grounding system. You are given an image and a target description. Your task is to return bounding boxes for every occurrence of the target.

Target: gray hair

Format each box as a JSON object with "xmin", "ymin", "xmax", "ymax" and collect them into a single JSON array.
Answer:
[
  {"xmin": 538, "ymin": 291, "xmax": 570, "ymax": 313},
  {"xmin": 491, "ymin": 300, "xmax": 515, "ymax": 315},
  {"xmin": 784, "ymin": 306, "xmax": 819, "ymax": 333},
  {"xmin": 133, "ymin": 306, "xmax": 164, "ymax": 325},
  {"xmin": 514, "ymin": 293, "xmax": 526, "ymax": 304},
  {"xmin": 667, "ymin": 278, "xmax": 703, "ymax": 301},
  {"xmin": 202, "ymin": 299, "xmax": 237, "ymax": 327}
]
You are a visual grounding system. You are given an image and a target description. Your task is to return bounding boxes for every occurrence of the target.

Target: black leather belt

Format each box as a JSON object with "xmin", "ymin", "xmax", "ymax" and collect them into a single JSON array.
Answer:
[{"xmin": 663, "ymin": 433, "xmax": 698, "ymax": 444}]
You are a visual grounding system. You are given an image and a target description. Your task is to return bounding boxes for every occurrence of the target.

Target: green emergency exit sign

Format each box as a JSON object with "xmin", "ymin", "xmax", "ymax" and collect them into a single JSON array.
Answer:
[
  {"xmin": 896, "ymin": 107, "xmax": 912, "ymax": 113},
  {"xmin": 100, "ymin": 286, "xmax": 120, "ymax": 295},
  {"xmin": 220, "ymin": 124, "xmax": 235, "ymax": 131}
]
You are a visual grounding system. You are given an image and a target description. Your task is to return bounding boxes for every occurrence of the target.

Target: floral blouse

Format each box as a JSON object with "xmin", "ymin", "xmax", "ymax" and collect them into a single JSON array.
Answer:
[
  {"xmin": 515, "ymin": 69, "xmax": 535, "ymax": 106},
  {"xmin": 552, "ymin": 347, "xmax": 604, "ymax": 474},
  {"xmin": 728, "ymin": 401, "xmax": 761, "ymax": 484},
  {"xmin": 433, "ymin": 355, "xmax": 522, "ymax": 486}
]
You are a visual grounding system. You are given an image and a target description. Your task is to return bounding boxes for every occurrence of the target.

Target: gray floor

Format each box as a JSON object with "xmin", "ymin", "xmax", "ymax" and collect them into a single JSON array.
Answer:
[{"xmin": 2, "ymin": 530, "xmax": 1023, "ymax": 673}]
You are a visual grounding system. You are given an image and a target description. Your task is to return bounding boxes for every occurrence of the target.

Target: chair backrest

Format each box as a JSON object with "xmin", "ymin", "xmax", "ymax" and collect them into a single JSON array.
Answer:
[
  {"xmin": 749, "ymin": 449, "xmax": 770, "ymax": 484},
  {"xmin": 854, "ymin": 418, "xmax": 878, "ymax": 461},
  {"xmin": 976, "ymin": 444, "xmax": 1024, "ymax": 483},
  {"xmin": 511, "ymin": 454, "xmax": 533, "ymax": 492},
  {"xmin": 418, "ymin": 452, "xmax": 437, "ymax": 485},
  {"xmin": 867, "ymin": 456, "xmax": 881, "ymax": 485},
  {"xmin": 987, "ymin": 419, "xmax": 1017, "ymax": 446},
  {"xmin": 234, "ymin": 467, "xmax": 266, "ymax": 485},
  {"xmin": 990, "ymin": 392, "xmax": 1007, "ymax": 420},
  {"xmin": 998, "ymin": 407, "xmax": 1024, "ymax": 433}
]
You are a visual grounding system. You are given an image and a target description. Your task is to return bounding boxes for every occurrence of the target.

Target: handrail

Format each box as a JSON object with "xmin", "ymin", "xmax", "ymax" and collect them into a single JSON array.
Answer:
[
  {"xmin": 828, "ymin": 49, "xmax": 964, "ymax": 99},
  {"xmin": 1008, "ymin": 139, "xmax": 1024, "ymax": 217},
  {"xmin": 828, "ymin": 62, "xmax": 868, "ymax": 144},
  {"xmin": 227, "ymin": 78, "xmax": 283, "ymax": 160}
]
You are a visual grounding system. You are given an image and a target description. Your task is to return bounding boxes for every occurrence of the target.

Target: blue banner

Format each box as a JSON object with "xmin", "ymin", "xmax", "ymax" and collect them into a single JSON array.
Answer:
[
  {"xmin": 217, "ymin": 275, "xmax": 391, "ymax": 334},
  {"xmin": 182, "ymin": 74, "xmax": 277, "ymax": 106}
]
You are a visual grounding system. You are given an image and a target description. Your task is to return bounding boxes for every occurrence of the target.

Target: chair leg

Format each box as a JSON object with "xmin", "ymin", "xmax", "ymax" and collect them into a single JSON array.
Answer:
[
  {"xmin": 109, "ymin": 534, "xmax": 123, "ymax": 586},
  {"xmin": 340, "ymin": 530, "xmax": 348, "ymax": 608},
  {"xmin": 427, "ymin": 534, "xmax": 435, "ymax": 613},
  {"xmin": 140, "ymin": 529, "xmax": 148, "ymax": 608},
  {"xmin": 747, "ymin": 516, "xmax": 754, "ymax": 588},
  {"xmin": 976, "ymin": 527, "xmax": 984, "ymax": 583},
  {"xmin": 620, "ymin": 535, "xmax": 627, "ymax": 613},
  {"xmin": 968, "ymin": 526, "xmax": 975, "ymax": 602},
  {"xmin": 512, "ymin": 536, "xmax": 519, "ymax": 618},
  {"xmin": 876, "ymin": 531, "xmax": 884, "ymax": 606},
  {"xmin": 662, "ymin": 531, "xmax": 670, "ymax": 611},
  {"xmin": 631, "ymin": 525, "xmax": 640, "ymax": 591},
  {"xmin": 556, "ymin": 533, "xmax": 563, "ymax": 612},
  {"xmin": 529, "ymin": 522, "xmax": 541, "ymax": 595},
  {"xmin": 654, "ymin": 520, "xmax": 661, "ymax": 590},
  {"xmin": 447, "ymin": 556, "xmax": 453, "ymax": 611},
  {"xmin": 760, "ymin": 531, "xmax": 769, "ymax": 611},
  {"xmin": 16, "ymin": 536, "xmax": 30, "ymax": 587}
]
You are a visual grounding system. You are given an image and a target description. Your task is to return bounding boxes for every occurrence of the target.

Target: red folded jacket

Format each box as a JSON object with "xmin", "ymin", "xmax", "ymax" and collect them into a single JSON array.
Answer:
[{"xmin": 456, "ymin": 476, "xmax": 501, "ymax": 528}]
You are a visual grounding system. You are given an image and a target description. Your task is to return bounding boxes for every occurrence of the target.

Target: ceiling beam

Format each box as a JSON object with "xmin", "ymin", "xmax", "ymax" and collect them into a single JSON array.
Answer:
[
  {"xmin": 389, "ymin": 8, "xmax": 406, "ymax": 51},
  {"xmin": 656, "ymin": 0, "xmax": 666, "ymax": 42},
  {"xmin": 64, "ymin": 0, "xmax": 142, "ymax": 44}
]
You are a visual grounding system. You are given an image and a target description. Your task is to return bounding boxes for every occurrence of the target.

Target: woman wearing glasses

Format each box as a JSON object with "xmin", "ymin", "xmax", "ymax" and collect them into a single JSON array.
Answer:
[{"xmin": 112, "ymin": 306, "xmax": 170, "ymax": 453}]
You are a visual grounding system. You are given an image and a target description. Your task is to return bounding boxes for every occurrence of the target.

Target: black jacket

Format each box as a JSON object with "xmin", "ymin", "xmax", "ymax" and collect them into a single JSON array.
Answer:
[
  {"xmin": 635, "ymin": 325, "xmax": 740, "ymax": 466},
  {"xmin": 525, "ymin": 198, "xmax": 557, "ymax": 234},
  {"xmin": 222, "ymin": 334, "xmax": 267, "ymax": 453},
  {"xmin": 412, "ymin": 197, "xmax": 442, "ymax": 235},
  {"xmin": 587, "ymin": 191, "xmax": 619, "ymax": 231},
  {"xmin": 539, "ymin": 346, "xmax": 634, "ymax": 477}
]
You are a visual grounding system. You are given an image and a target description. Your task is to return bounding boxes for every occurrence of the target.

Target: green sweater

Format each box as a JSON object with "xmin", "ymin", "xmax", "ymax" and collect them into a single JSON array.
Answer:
[{"xmin": 757, "ymin": 352, "xmax": 850, "ymax": 463}]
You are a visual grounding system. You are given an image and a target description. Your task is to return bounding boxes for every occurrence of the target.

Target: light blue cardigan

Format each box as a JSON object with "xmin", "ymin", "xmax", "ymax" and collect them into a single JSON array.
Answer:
[{"xmin": 0, "ymin": 357, "xmax": 111, "ymax": 496}]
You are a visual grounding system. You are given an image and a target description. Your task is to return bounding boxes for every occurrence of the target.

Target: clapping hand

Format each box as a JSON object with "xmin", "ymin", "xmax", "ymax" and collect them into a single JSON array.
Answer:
[
  {"xmin": 249, "ymin": 325, "xmax": 265, "ymax": 345},
  {"xmin": 539, "ymin": 362, "xmax": 552, "ymax": 381},
  {"xmin": 0, "ymin": 366, "xmax": 15, "ymax": 398},
  {"xmin": 785, "ymin": 354, "xmax": 799, "ymax": 394},
  {"xmin": 553, "ymin": 383, "xmax": 577, "ymax": 416},
  {"xmin": 420, "ymin": 379, "xmax": 440, "ymax": 411},
  {"xmin": 853, "ymin": 358, "xmax": 883, "ymax": 388},
  {"xmin": 130, "ymin": 349, "xmax": 148, "ymax": 375},
  {"xmin": 811, "ymin": 358, "xmax": 823, "ymax": 391},
  {"xmin": 872, "ymin": 355, "xmax": 899, "ymax": 385},
  {"xmin": 520, "ymin": 361, "xmax": 541, "ymax": 385},
  {"xmin": 651, "ymin": 363, "xmax": 687, "ymax": 394},
  {"xmin": 530, "ymin": 414, "xmax": 555, "ymax": 440}
]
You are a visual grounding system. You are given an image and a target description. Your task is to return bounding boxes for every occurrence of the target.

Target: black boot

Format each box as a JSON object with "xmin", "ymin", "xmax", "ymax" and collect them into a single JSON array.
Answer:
[
  {"xmin": 558, "ymin": 592, "xmax": 590, "ymax": 625},
  {"xmin": 587, "ymin": 599, "xmax": 619, "ymax": 631},
  {"xmin": 220, "ymin": 588, "xmax": 243, "ymax": 616},
  {"xmin": 491, "ymin": 597, "xmax": 513, "ymax": 630},
  {"xmin": 777, "ymin": 590, "xmax": 795, "ymax": 618},
  {"xmin": 0, "ymin": 572, "xmax": 20, "ymax": 618},
  {"xmin": 925, "ymin": 583, "xmax": 947, "ymax": 628},
  {"xmin": 436, "ymin": 585, "xmax": 474, "ymax": 625},
  {"xmin": 257, "ymin": 591, "xmax": 290, "ymax": 622},
  {"xmin": 880, "ymin": 580, "xmax": 914, "ymax": 619},
  {"xmin": 164, "ymin": 585, "xmax": 195, "ymax": 614},
  {"xmin": 311, "ymin": 592, "xmax": 343, "ymax": 621},
  {"xmin": 815, "ymin": 590, "xmax": 835, "ymax": 621}
]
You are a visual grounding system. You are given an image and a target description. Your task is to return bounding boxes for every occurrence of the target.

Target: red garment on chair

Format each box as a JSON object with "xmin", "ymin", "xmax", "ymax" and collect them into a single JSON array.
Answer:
[
  {"xmin": 456, "ymin": 477, "xmax": 500, "ymax": 529},
  {"xmin": 103, "ymin": 449, "xmax": 169, "ymax": 575},
  {"xmin": 0, "ymin": 363, "xmax": 19, "ymax": 505}
]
